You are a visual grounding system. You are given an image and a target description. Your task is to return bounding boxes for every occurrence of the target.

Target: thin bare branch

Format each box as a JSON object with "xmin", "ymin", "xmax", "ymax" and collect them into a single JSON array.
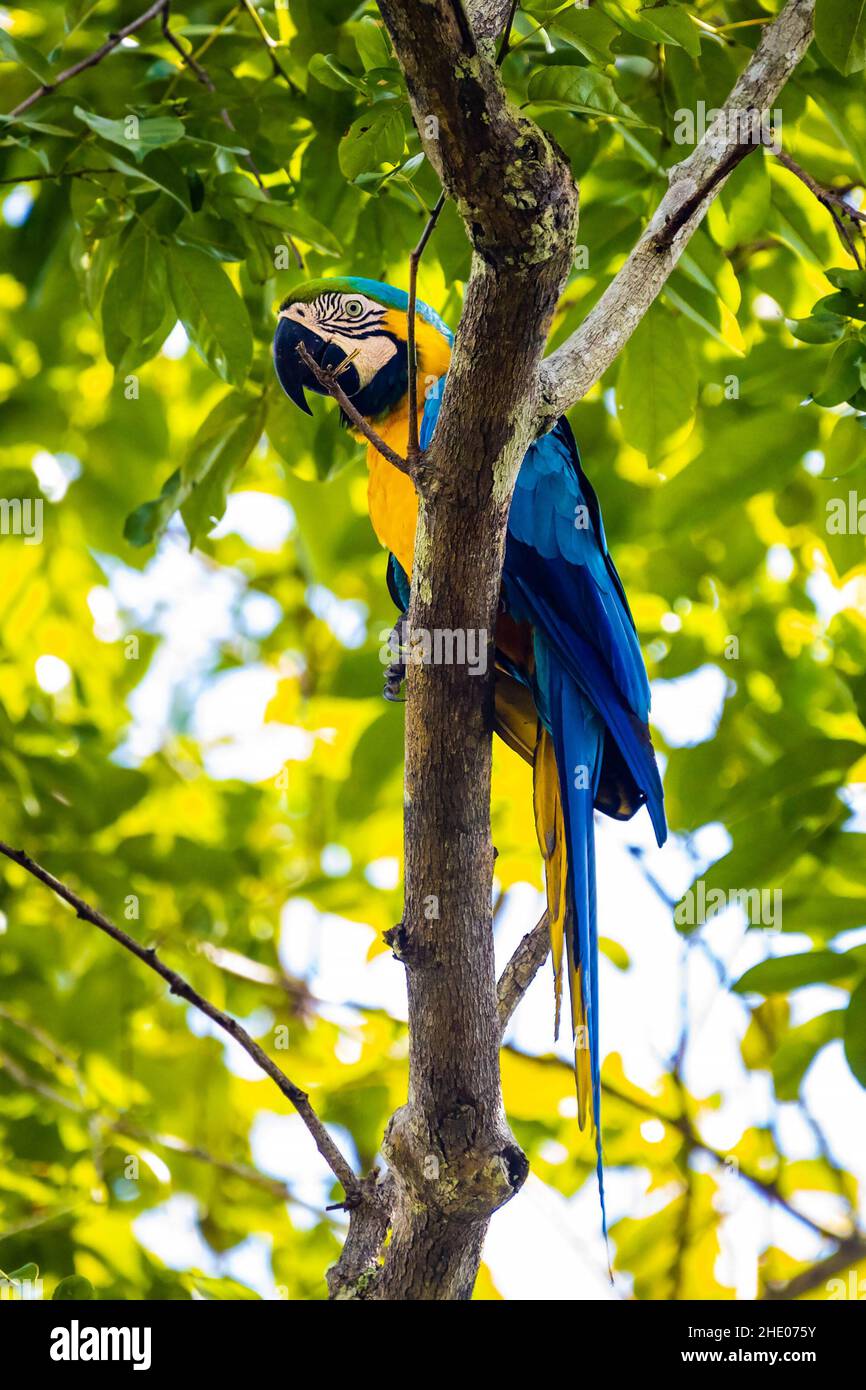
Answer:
[
  {"xmin": 538, "ymin": 0, "xmax": 816, "ymax": 423},
  {"xmin": 771, "ymin": 146, "xmax": 865, "ymax": 268},
  {"xmin": 0, "ymin": 840, "xmax": 360, "ymax": 1204},
  {"xmin": 497, "ymin": 911, "xmax": 550, "ymax": 1034},
  {"xmin": 495, "ymin": 0, "xmax": 520, "ymax": 63},
  {"xmin": 467, "ymin": 0, "xmax": 515, "ymax": 40},
  {"xmin": 240, "ymin": 0, "xmax": 297, "ymax": 91},
  {"xmin": 407, "ymin": 191, "xmax": 446, "ymax": 461},
  {"xmin": 761, "ymin": 1239, "xmax": 866, "ymax": 1300},
  {"xmin": 7, "ymin": 0, "xmax": 169, "ymax": 118},
  {"xmin": 296, "ymin": 342, "xmax": 413, "ymax": 477}
]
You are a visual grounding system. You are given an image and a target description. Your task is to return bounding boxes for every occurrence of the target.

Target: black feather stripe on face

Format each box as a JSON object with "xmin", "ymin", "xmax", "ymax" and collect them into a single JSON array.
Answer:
[{"xmin": 314, "ymin": 293, "xmax": 387, "ymax": 337}]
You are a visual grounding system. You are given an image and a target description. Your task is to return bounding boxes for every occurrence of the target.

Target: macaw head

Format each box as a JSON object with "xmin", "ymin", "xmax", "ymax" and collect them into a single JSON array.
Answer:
[{"xmin": 273, "ymin": 277, "xmax": 452, "ymax": 421}]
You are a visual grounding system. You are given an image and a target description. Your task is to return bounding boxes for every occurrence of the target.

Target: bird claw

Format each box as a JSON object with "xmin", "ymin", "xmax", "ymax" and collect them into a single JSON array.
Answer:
[{"xmin": 382, "ymin": 613, "xmax": 408, "ymax": 702}]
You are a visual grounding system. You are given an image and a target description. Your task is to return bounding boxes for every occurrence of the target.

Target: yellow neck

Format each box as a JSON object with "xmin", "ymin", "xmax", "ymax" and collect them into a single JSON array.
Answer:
[{"xmin": 351, "ymin": 310, "xmax": 451, "ymax": 577}]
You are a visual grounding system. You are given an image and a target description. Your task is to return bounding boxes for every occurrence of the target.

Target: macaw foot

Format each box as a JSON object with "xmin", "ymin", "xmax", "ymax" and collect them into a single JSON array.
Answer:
[{"xmin": 383, "ymin": 612, "xmax": 408, "ymax": 702}]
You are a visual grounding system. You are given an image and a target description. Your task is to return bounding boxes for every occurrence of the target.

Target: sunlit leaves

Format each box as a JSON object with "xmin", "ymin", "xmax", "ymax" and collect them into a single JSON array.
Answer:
[
  {"xmin": 845, "ymin": 978, "xmax": 866, "ymax": 1085},
  {"xmin": 73, "ymin": 106, "xmax": 185, "ymax": 160},
  {"xmin": 0, "ymin": 28, "xmax": 53, "ymax": 82},
  {"xmin": 526, "ymin": 66, "xmax": 644, "ymax": 125},
  {"xmin": 616, "ymin": 305, "xmax": 697, "ymax": 463},
  {"xmin": 125, "ymin": 390, "xmax": 266, "ymax": 546},
  {"xmin": 816, "ymin": 0, "xmax": 866, "ymax": 75},
  {"xmin": 733, "ymin": 952, "xmax": 861, "ymax": 995},
  {"xmin": 166, "ymin": 243, "xmax": 253, "ymax": 386},
  {"xmin": 1, "ymin": 0, "xmax": 866, "ymax": 1307},
  {"xmin": 338, "ymin": 101, "xmax": 406, "ymax": 180},
  {"xmin": 102, "ymin": 227, "xmax": 168, "ymax": 357}
]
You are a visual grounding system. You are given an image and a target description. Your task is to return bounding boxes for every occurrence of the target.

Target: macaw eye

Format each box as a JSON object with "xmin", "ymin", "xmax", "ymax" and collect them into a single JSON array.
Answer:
[{"xmin": 344, "ymin": 298, "xmax": 365, "ymax": 319}]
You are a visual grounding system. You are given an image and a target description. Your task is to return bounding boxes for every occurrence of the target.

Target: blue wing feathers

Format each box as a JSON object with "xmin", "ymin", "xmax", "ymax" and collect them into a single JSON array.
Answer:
[{"xmin": 417, "ymin": 384, "xmax": 667, "ymax": 1251}]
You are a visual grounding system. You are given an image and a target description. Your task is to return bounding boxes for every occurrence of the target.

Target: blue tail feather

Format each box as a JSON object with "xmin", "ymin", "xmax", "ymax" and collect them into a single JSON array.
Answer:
[{"xmin": 545, "ymin": 645, "xmax": 609, "ymax": 1250}]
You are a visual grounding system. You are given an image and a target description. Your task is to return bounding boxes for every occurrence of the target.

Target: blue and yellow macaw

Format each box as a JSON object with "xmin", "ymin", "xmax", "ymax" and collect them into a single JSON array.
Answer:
[{"xmin": 273, "ymin": 277, "xmax": 667, "ymax": 1232}]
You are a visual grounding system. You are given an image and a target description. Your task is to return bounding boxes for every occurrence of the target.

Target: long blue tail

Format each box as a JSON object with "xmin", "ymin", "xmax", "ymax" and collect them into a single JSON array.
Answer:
[{"xmin": 541, "ymin": 646, "xmax": 609, "ymax": 1249}]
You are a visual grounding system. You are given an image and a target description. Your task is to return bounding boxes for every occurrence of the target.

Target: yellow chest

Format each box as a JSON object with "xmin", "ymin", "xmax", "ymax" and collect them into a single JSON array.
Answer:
[
  {"xmin": 352, "ymin": 309, "xmax": 450, "ymax": 577},
  {"xmin": 365, "ymin": 403, "xmax": 420, "ymax": 578}
]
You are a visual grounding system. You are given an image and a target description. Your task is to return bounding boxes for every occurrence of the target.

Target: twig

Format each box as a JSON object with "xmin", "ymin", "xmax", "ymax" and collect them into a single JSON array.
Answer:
[
  {"xmin": 448, "ymin": 0, "xmax": 478, "ymax": 54},
  {"xmin": 159, "ymin": 2, "xmax": 300, "ymax": 258},
  {"xmin": 0, "ymin": 169, "xmax": 108, "ymax": 184},
  {"xmin": 296, "ymin": 342, "xmax": 413, "ymax": 477},
  {"xmin": 163, "ymin": 4, "xmax": 240, "ymax": 100},
  {"xmin": 599, "ymin": 1073, "xmax": 854, "ymax": 1247},
  {"xmin": 7, "ymin": 0, "xmax": 170, "ymax": 119},
  {"xmin": 240, "ymin": 0, "xmax": 297, "ymax": 91},
  {"xmin": 0, "ymin": 840, "xmax": 360, "ymax": 1204},
  {"xmin": 771, "ymin": 146, "xmax": 866, "ymax": 268},
  {"xmin": 653, "ymin": 139, "xmax": 756, "ymax": 250},
  {"xmin": 497, "ymin": 911, "xmax": 550, "ymax": 1034},
  {"xmin": 406, "ymin": 191, "xmax": 446, "ymax": 461},
  {"xmin": 496, "ymin": 0, "xmax": 520, "ymax": 64},
  {"xmin": 761, "ymin": 1238, "xmax": 866, "ymax": 1300}
]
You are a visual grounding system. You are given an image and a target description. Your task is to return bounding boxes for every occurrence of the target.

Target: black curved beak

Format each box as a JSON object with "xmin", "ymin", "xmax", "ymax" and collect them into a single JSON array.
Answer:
[
  {"xmin": 273, "ymin": 314, "xmax": 361, "ymax": 416},
  {"xmin": 273, "ymin": 315, "xmax": 322, "ymax": 415}
]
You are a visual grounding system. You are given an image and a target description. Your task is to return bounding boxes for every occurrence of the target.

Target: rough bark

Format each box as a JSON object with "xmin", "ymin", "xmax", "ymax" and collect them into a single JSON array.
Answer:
[
  {"xmin": 359, "ymin": 0, "xmax": 579, "ymax": 1301},
  {"xmin": 327, "ymin": 0, "xmax": 817, "ymax": 1301}
]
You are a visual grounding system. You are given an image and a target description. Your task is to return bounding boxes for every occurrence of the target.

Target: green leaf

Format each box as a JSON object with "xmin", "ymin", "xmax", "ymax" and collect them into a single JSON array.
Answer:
[
  {"xmin": 788, "ymin": 312, "xmax": 845, "ymax": 344},
  {"xmin": 844, "ymin": 976, "xmax": 866, "ymax": 1086},
  {"xmin": 733, "ymin": 951, "xmax": 859, "ymax": 996},
  {"xmin": 706, "ymin": 152, "xmax": 771, "ymax": 251},
  {"xmin": 617, "ymin": 306, "xmax": 697, "ymax": 463},
  {"xmin": 123, "ymin": 468, "xmax": 183, "ymax": 547},
  {"xmin": 167, "ymin": 243, "xmax": 252, "ymax": 386},
  {"xmin": 338, "ymin": 102, "xmax": 406, "ymax": 180},
  {"xmin": 824, "ymin": 414, "xmax": 866, "ymax": 477},
  {"xmin": 526, "ymin": 67, "xmax": 645, "ymax": 126},
  {"xmin": 551, "ymin": 6, "xmax": 619, "ymax": 65},
  {"xmin": 308, "ymin": 53, "xmax": 367, "ymax": 93},
  {"xmin": 813, "ymin": 338, "xmax": 866, "ymax": 406},
  {"xmin": 816, "ymin": 0, "xmax": 866, "ymax": 75},
  {"xmin": 73, "ymin": 106, "xmax": 185, "ymax": 161},
  {"xmin": 180, "ymin": 391, "xmax": 268, "ymax": 543},
  {"xmin": 0, "ymin": 29, "xmax": 53, "ymax": 83},
  {"xmin": 772, "ymin": 1011, "xmax": 845, "ymax": 1100},
  {"xmin": 53, "ymin": 1275, "xmax": 95, "ymax": 1300},
  {"xmin": 107, "ymin": 228, "xmax": 168, "ymax": 345},
  {"xmin": 598, "ymin": 0, "xmax": 700, "ymax": 55},
  {"xmin": 599, "ymin": 937, "xmax": 630, "ymax": 970},
  {"xmin": 827, "ymin": 267, "xmax": 866, "ymax": 296},
  {"xmin": 100, "ymin": 147, "xmax": 191, "ymax": 211},
  {"xmin": 125, "ymin": 392, "xmax": 266, "ymax": 547},
  {"xmin": 354, "ymin": 15, "xmax": 393, "ymax": 71}
]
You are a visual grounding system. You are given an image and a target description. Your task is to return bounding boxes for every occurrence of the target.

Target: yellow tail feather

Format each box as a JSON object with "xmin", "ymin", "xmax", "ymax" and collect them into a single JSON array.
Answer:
[{"xmin": 533, "ymin": 726, "xmax": 594, "ymax": 1132}]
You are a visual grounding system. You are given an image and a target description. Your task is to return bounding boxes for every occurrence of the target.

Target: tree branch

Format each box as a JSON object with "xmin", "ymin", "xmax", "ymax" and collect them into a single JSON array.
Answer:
[
  {"xmin": 538, "ymin": 0, "xmax": 816, "ymax": 424},
  {"xmin": 0, "ymin": 840, "xmax": 360, "ymax": 1205},
  {"xmin": 406, "ymin": 191, "xmax": 446, "ymax": 461},
  {"xmin": 466, "ymin": 0, "xmax": 516, "ymax": 41},
  {"xmin": 368, "ymin": 0, "xmax": 576, "ymax": 1301},
  {"xmin": 296, "ymin": 343, "xmax": 412, "ymax": 476},
  {"xmin": 7, "ymin": 0, "xmax": 170, "ymax": 118},
  {"xmin": 771, "ymin": 146, "xmax": 865, "ymax": 268},
  {"xmin": 497, "ymin": 911, "xmax": 550, "ymax": 1034},
  {"xmin": 761, "ymin": 1239, "xmax": 866, "ymax": 1300}
]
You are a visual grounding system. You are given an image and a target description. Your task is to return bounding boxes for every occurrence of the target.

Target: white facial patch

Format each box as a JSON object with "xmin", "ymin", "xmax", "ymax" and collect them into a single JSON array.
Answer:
[{"xmin": 280, "ymin": 293, "xmax": 398, "ymax": 390}]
